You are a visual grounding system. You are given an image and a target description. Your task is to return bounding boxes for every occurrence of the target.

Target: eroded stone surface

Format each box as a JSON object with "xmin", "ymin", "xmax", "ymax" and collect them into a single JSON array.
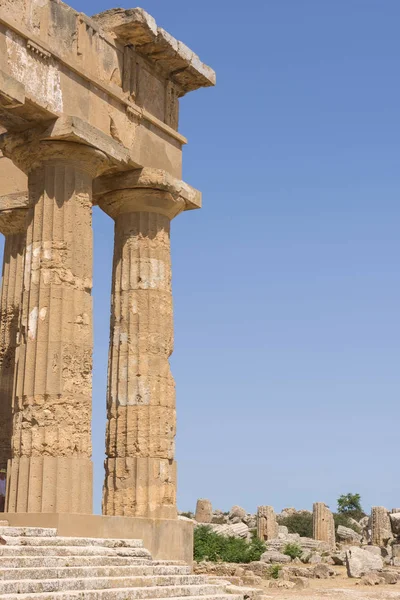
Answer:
[
  {"xmin": 371, "ymin": 507, "xmax": 393, "ymax": 547},
  {"xmin": 257, "ymin": 506, "xmax": 278, "ymax": 542},
  {"xmin": 0, "ymin": 526, "xmax": 241, "ymax": 600},
  {"xmin": 92, "ymin": 8, "xmax": 216, "ymax": 94},
  {"xmin": 195, "ymin": 499, "xmax": 213, "ymax": 524},
  {"xmin": 0, "ymin": 216, "xmax": 26, "ymax": 471},
  {"xmin": 5, "ymin": 142, "xmax": 109, "ymax": 514},
  {"xmin": 346, "ymin": 546, "xmax": 383, "ymax": 578},
  {"xmin": 0, "ymin": 0, "xmax": 211, "ymax": 523},
  {"xmin": 313, "ymin": 503, "xmax": 336, "ymax": 550}
]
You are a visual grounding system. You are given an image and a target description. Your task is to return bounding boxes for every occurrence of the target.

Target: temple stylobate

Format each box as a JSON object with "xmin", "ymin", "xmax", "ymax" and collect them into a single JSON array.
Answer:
[{"xmin": 0, "ymin": 1, "xmax": 214, "ymax": 562}]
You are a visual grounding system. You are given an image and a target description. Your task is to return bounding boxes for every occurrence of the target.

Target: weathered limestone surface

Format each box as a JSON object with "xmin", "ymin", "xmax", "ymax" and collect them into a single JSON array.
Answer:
[
  {"xmin": 92, "ymin": 8, "xmax": 216, "ymax": 95},
  {"xmin": 0, "ymin": 199, "xmax": 28, "ymax": 471},
  {"xmin": 0, "ymin": 0, "xmax": 213, "ymax": 536},
  {"xmin": 4, "ymin": 140, "xmax": 108, "ymax": 514},
  {"xmin": 390, "ymin": 512, "xmax": 400, "ymax": 536},
  {"xmin": 0, "ymin": 155, "xmax": 27, "ymax": 197},
  {"xmin": 195, "ymin": 499, "xmax": 213, "ymax": 524},
  {"xmin": 257, "ymin": 506, "xmax": 278, "ymax": 541},
  {"xmin": 313, "ymin": 502, "xmax": 336, "ymax": 550},
  {"xmin": 371, "ymin": 506, "xmax": 393, "ymax": 547},
  {"xmin": 0, "ymin": 526, "xmax": 239, "ymax": 599},
  {"xmin": 346, "ymin": 546, "xmax": 383, "ymax": 578},
  {"xmin": 95, "ymin": 169, "xmax": 196, "ymax": 519},
  {"xmin": 336, "ymin": 524, "xmax": 361, "ymax": 543},
  {"xmin": 0, "ymin": 2, "xmax": 216, "ymax": 181}
]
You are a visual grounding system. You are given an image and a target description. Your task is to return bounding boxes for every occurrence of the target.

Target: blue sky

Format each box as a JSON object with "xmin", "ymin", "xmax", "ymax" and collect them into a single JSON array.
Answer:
[{"xmin": 7, "ymin": 0, "xmax": 400, "ymax": 516}]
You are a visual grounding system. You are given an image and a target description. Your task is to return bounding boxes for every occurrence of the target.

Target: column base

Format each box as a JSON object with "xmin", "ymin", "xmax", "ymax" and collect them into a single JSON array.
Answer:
[
  {"xmin": 1, "ymin": 512, "xmax": 193, "ymax": 563},
  {"xmin": 6, "ymin": 456, "xmax": 93, "ymax": 514}
]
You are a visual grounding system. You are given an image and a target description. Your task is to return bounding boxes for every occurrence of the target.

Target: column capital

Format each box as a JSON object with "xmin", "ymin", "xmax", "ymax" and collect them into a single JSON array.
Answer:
[
  {"xmin": 1, "ymin": 133, "xmax": 110, "ymax": 178},
  {"xmin": 94, "ymin": 167, "xmax": 201, "ymax": 220},
  {"xmin": 0, "ymin": 192, "xmax": 30, "ymax": 235}
]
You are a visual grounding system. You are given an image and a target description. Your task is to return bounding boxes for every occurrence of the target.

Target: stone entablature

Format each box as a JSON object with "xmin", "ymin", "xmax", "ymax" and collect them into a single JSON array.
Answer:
[{"xmin": 0, "ymin": 2, "xmax": 215, "ymax": 179}]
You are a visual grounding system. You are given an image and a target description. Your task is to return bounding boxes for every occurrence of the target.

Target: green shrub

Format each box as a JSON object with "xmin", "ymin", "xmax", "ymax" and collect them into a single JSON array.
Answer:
[
  {"xmin": 337, "ymin": 493, "xmax": 365, "ymax": 521},
  {"xmin": 278, "ymin": 513, "xmax": 313, "ymax": 538},
  {"xmin": 193, "ymin": 526, "xmax": 266, "ymax": 563},
  {"xmin": 269, "ymin": 565, "xmax": 282, "ymax": 579},
  {"xmin": 283, "ymin": 543, "xmax": 303, "ymax": 560}
]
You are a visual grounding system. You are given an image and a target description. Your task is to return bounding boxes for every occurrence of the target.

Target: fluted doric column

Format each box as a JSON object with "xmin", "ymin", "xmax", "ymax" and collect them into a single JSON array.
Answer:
[
  {"xmin": 257, "ymin": 506, "xmax": 279, "ymax": 541},
  {"xmin": 313, "ymin": 502, "xmax": 336, "ymax": 550},
  {"xmin": 0, "ymin": 200, "xmax": 29, "ymax": 473},
  {"xmin": 1, "ymin": 139, "xmax": 108, "ymax": 514},
  {"xmin": 371, "ymin": 506, "xmax": 393, "ymax": 546},
  {"xmin": 95, "ymin": 169, "xmax": 198, "ymax": 519}
]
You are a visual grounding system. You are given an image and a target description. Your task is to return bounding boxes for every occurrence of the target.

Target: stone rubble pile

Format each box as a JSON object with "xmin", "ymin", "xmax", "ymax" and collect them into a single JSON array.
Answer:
[{"xmin": 187, "ymin": 499, "xmax": 400, "ymax": 585}]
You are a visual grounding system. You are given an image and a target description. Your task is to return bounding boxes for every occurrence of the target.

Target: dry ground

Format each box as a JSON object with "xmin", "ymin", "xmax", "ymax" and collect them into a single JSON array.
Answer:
[{"xmin": 259, "ymin": 566, "xmax": 400, "ymax": 599}]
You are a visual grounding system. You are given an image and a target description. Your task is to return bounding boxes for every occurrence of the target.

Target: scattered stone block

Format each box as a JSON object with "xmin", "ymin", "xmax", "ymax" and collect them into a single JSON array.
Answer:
[
  {"xmin": 331, "ymin": 551, "xmax": 346, "ymax": 565},
  {"xmin": 359, "ymin": 516, "xmax": 371, "ymax": 543},
  {"xmin": 242, "ymin": 576, "xmax": 263, "ymax": 587},
  {"xmin": 337, "ymin": 525, "xmax": 362, "ymax": 543},
  {"xmin": 360, "ymin": 571, "xmax": 384, "ymax": 586},
  {"xmin": 225, "ymin": 584, "xmax": 264, "ymax": 598},
  {"xmin": 309, "ymin": 553, "xmax": 322, "ymax": 564},
  {"xmin": 390, "ymin": 512, "xmax": 400, "ymax": 536},
  {"xmin": 289, "ymin": 576, "xmax": 310, "ymax": 588},
  {"xmin": 269, "ymin": 580, "xmax": 295, "ymax": 589},
  {"xmin": 380, "ymin": 570, "xmax": 399, "ymax": 584},
  {"xmin": 212, "ymin": 510, "xmax": 228, "ymax": 525},
  {"xmin": 313, "ymin": 564, "xmax": 332, "ymax": 579},
  {"xmin": 209, "ymin": 522, "xmax": 249, "ymax": 539},
  {"xmin": 229, "ymin": 505, "xmax": 246, "ymax": 521},
  {"xmin": 346, "ymin": 546, "xmax": 384, "ymax": 578},
  {"xmin": 260, "ymin": 550, "xmax": 291, "ymax": 564}
]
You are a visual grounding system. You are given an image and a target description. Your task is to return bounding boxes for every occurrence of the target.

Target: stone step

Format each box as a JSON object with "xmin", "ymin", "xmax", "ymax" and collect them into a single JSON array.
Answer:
[
  {"xmin": 0, "ymin": 575, "xmax": 211, "ymax": 594},
  {"xmin": 0, "ymin": 580, "xmax": 236, "ymax": 600},
  {"xmin": 0, "ymin": 527, "xmax": 57, "ymax": 538},
  {"xmin": 0, "ymin": 564, "xmax": 192, "ymax": 580},
  {"xmin": 0, "ymin": 536, "xmax": 144, "ymax": 548},
  {"xmin": 0, "ymin": 546, "xmax": 152, "ymax": 558},
  {"xmin": 0, "ymin": 593, "xmax": 243, "ymax": 600},
  {"xmin": 0, "ymin": 556, "xmax": 154, "ymax": 568}
]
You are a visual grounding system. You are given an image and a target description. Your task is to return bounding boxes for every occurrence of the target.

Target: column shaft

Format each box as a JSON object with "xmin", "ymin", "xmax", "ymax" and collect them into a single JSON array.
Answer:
[
  {"xmin": 7, "ymin": 160, "xmax": 95, "ymax": 513},
  {"xmin": 0, "ymin": 232, "xmax": 25, "ymax": 471},
  {"xmin": 103, "ymin": 211, "xmax": 177, "ymax": 519},
  {"xmin": 371, "ymin": 506, "xmax": 393, "ymax": 546},
  {"xmin": 313, "ymin": 502, "xmax": 335, "ymax": 550},
  {"xmin": 257, "ymin": 506, "xmax": 278, "ymax": 541}
]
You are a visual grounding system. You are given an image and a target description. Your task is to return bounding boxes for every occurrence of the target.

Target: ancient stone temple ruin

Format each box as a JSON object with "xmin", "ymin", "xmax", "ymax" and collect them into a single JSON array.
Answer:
[{"xmin": 0, "ymin": 0, "xmax": 215, "ymax": 561}]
